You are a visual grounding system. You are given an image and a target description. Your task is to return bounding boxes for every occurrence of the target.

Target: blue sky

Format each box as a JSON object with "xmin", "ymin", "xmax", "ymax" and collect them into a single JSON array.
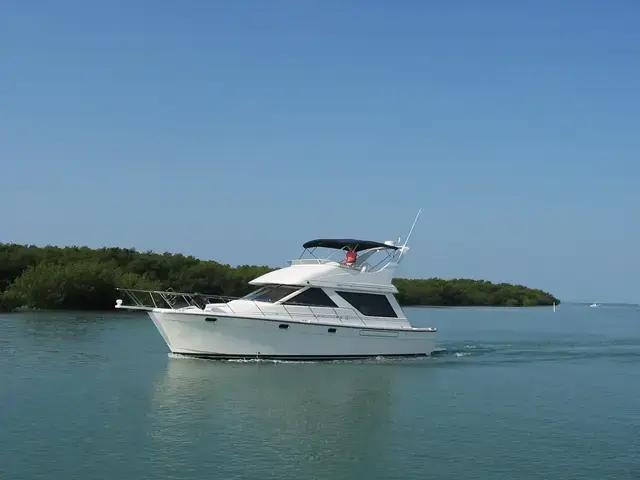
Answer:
[{"xmin": 1, "ymin": 1, "xmax": 638, "ymax": 303}]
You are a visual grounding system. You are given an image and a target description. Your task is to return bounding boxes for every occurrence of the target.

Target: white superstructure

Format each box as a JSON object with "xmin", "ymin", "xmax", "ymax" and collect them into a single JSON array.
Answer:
[{"xmin": 115, "ymin": 235, "xmax": 437, "ymax": 360}]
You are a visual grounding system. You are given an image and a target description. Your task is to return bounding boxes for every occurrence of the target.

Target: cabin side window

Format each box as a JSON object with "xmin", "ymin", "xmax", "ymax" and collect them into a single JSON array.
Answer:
[
  {"xmin": 283, "ymin": 288, "xmax": 338, "ymax": 308},
  {"xmin": 243, "ymin": 285, "xmax": 299, "ymax": 303},
  {"xmin": 336, "ymin": 291, "xmax": 398, "ymax": 318}
]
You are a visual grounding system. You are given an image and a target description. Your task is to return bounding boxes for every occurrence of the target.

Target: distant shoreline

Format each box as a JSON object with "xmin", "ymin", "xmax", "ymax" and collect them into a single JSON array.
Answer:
[{"xmin": 0, "ymin": 243, "xmax": 560, "ymax": 312}]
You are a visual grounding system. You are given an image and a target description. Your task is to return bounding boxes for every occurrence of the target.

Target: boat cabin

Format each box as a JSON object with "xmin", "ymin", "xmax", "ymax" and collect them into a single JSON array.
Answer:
[
  {"xmin": 240, "ymin": 284, "xmax": 403, "ymax": 318},
  {"xmin": 203, "ymin": 238, "xmax": 413, "ymax": 327}
]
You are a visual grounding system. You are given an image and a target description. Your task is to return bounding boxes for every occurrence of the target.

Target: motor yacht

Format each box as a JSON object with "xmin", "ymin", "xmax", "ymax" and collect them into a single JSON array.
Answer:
[{"xmin": 115, "ymin": 236, "xmax": 437, "ymax": 360}]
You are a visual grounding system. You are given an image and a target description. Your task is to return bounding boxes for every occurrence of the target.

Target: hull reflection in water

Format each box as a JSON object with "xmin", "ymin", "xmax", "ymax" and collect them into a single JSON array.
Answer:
[{"xmin": 149, "ymin": 357, "xmax": 403, "ymax": 478}]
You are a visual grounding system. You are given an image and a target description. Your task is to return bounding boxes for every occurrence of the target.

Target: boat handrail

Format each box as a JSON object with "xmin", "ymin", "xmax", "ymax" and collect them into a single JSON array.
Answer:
[
  {"xmin": 114, "ymin": 287, "xmax": 367, "ymax": 325},
  {"xmin": 115, "ymin": 287, "xmax": 226, "ymax": 309}
]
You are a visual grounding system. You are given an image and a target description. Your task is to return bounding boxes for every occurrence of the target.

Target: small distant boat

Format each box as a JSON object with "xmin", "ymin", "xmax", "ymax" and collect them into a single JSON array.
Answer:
[{"xmin": 589, "ymin": 303, "xmax": 599, "ymax": 308}]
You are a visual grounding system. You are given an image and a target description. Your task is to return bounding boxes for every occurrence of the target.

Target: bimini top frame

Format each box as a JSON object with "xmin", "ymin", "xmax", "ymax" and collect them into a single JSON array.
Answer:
[{"xmin": 292, "ymin": 238, "xmax": 404, "ymax": 273}]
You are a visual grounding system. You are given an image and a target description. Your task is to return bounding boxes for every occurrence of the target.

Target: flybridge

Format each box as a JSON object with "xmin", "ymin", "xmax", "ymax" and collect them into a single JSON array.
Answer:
[
  {"xmin": 290, "ymin": 238, "xmax": 405, "ymax": 275},
  {"xmin": 298, "ymin": 208, "xmax": 422, "ymax": 265}
]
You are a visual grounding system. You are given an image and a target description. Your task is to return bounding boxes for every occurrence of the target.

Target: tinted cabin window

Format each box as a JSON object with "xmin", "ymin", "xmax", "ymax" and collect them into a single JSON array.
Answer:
[
  {"xmin": 284, "ymin": 288, "xmax": 338, "ymax": 308},
  {"xmin": 336, "ymin": 291, "xmax": 398, "ymax": 318},
  {"xmin": 244, "ymin": 286, "xmax": 299, "ymax": 303}
]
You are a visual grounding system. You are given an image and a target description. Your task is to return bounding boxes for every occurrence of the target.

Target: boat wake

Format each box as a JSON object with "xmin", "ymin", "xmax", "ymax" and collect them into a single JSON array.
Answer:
[{"xmin": 431, "ymin": 338, "xmax": 640, "ymax": 365}]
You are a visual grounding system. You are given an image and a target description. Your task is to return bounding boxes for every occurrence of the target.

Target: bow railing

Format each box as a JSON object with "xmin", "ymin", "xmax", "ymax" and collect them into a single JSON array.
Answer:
[{"xmin": 114, "ymin": 287, "xmax": 364, "ymax": 325}]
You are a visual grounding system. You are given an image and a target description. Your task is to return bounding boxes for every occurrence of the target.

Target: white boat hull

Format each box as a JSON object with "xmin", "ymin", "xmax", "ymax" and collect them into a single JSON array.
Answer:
[{"xmin": 149, "ymin": 310, "xmax": 437, "ymax": 360}]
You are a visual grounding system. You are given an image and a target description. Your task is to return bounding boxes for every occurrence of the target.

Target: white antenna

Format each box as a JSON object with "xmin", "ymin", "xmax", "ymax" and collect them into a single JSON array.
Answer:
[
  {"xmin": 397, "ymin": 208, "xmax": 422, "ymax": 262},
  {"xmin": 402, "ymin": 208, "xmax": 422, "ymax": 247}
]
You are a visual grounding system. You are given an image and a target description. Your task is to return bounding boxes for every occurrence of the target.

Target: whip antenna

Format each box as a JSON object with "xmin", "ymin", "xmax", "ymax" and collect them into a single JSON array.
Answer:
[{"xmin": 397, "ymin": 208, "xmax": 422, "ymax": 262}]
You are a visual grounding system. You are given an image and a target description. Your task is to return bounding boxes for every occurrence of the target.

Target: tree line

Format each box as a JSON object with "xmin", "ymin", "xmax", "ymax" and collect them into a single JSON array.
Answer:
[{"xmin": 0, "ymin": 243, "xmax": 560, "ymax": 312}]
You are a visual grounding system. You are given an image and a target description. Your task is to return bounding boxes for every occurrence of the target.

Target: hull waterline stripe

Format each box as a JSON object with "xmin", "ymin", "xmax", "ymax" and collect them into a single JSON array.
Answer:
[{"xmin": 172, "ymin": 352, "xmax": 433, "ymax": 361}]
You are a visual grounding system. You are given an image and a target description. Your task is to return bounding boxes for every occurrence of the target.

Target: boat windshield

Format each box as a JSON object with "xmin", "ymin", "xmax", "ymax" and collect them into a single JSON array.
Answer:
[{"xmin": 242, "ymin": 285, "xmax": 300, "ymax": 303}]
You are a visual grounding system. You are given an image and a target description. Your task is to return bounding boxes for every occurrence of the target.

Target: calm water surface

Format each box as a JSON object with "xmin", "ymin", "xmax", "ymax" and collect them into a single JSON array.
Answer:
[{"xmin": 1, "ymin": 304, "xmax": 639, "ymax": 479}]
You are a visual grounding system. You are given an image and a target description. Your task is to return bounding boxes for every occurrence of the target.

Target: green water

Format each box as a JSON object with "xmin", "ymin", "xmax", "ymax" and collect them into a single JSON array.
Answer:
[{"xmin": 1, "ymin": 304, "xmax": 639, "ymax": 479}]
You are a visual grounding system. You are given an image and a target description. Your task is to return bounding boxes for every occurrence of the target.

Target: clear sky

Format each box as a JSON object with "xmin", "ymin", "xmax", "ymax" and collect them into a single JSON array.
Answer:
[{"xmin": 1, "ymin": 1, "xmax": 638, "ymax": 303}]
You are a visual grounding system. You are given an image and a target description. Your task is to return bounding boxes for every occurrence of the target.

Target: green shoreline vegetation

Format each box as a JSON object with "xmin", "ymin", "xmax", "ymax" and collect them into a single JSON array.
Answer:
[{"xmin": 0, "ymin": 243, "xmax": 560, "ymax": 313}]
